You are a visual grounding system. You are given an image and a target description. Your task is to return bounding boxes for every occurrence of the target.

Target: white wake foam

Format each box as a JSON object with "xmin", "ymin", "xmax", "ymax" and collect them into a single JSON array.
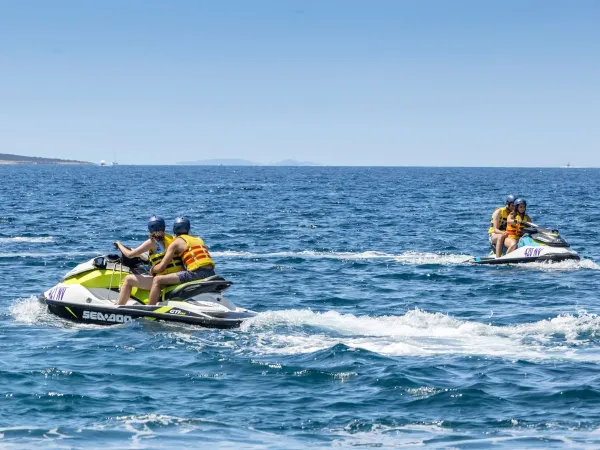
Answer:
[
  {"xmin": 212, "ymin": 249, "xmax": 599, "ymax": 270},
  {"xmin": 241, "ymin": 309, "xmax": 600, "ymax": 361},
  {"xmin": 10, "ymin": 297, "xmax": 102, "ymax": 329},
  {"xmin": 211, "ymin": 250, "xmax": 472, "ymax": 265},
  {"xmin": 522, "ymin": 258, "xmax": 600, "ymax": 271},
  {"xmin": 9, "ymin": 296, "xmax": 50, "ymax": 324},
  {"xmin": 0, "ymin": 236, "xmax": 55, "ymax": 243}
]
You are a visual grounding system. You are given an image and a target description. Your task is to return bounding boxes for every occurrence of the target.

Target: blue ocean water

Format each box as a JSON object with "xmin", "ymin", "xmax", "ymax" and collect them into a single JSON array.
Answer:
[{"xmin": 2, "ymin": 165, "xmax": 600, "ymax": 449}]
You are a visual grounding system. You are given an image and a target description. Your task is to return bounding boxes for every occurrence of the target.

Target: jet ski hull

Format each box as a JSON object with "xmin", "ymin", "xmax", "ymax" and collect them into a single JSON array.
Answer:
[
  {"xmin": 39, "ymin": 255, "xmax": 257, "ymax": 329},
  {"xmin": 41, "ymin": 296, "xmax": 255, "ymax": 329},
  {"xmin": 471, "ymin": 246, "xmax": 580, "ymax": 265}
]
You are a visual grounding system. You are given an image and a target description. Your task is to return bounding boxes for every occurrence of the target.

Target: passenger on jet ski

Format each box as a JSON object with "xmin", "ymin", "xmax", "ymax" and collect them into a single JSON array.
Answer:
[
  {"xmin": 488, "ymin": 194, "xmax": 516, "ymax": 258},
  {"xmin": 115, "ymin": 215, "xmax": 185, "ymax": 305},
  {"xmin": 505, "ymin": 198, "xmax": 532, "ymax": 254},
  {"xmin": 147, "ymin": 217, "xmax": 216, "ymax": 305}
]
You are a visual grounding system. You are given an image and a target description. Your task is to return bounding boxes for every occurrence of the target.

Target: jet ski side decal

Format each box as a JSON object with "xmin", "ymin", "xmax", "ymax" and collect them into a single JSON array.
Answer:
[
  {"xmin": 65, "ymin": 306, "xmax": 78, "ymax": 319},
  {"xmin": 82, "ymin": 310, "xmax": 134, "ymax": 323}
]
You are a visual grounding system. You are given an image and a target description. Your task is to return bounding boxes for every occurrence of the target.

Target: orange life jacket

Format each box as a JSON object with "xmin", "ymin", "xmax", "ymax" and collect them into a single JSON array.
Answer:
[
  {"xmin": 179, "ymin": 234, "xmax": 215, "ymax": 271},
  {"xmin": 506, "ymin": 213, "xmax": 531, "ymax": 239}
]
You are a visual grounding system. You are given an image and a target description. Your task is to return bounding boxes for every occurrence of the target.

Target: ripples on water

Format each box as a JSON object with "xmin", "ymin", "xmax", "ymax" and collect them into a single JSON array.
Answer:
[{"xmin": 2, "ymin": 166, "xmax": 600, "ymax": 449}]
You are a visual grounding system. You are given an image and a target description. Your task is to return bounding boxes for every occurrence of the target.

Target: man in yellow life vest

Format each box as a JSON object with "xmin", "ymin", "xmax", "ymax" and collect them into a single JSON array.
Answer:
[
  {"xmin": 147, "ymin": 216, "xmax": 216, "ymax": 305},
  {"xmin": 488, "ymin": 194, "xmax": 516, "ymax": 257},
  {"xmin": 115, "ymin": 216, "xmax": 185, "ymax": 305}
]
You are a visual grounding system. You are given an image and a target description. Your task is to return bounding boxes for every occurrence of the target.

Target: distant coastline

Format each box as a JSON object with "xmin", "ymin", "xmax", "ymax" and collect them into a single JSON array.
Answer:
[{"xmin": 0, "ymin": 153, "xmax": 92, "ymax": 165}]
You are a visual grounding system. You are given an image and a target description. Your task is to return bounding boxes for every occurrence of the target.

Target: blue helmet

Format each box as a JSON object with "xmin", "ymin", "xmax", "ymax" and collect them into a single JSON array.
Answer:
[
  {"xmin": 504, "ymin": 194, "xmax": 516, "ymax": 204},
  {"xmin": 514, "ymin": 198, "xmax": 527, "ymax": 208},
  {"xmin": 147, "ymin": 215, "xmax": 165, "ymax": 233},
  {"xmin": 173, "ymin": 217, "xmax": 191, "ymax": 235}
]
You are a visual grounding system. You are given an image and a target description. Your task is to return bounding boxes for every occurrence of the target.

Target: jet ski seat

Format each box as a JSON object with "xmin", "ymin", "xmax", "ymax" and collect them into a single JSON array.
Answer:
[{"xmin": 163, "ymin": 276, "xmax": 233, "ymax": 301}]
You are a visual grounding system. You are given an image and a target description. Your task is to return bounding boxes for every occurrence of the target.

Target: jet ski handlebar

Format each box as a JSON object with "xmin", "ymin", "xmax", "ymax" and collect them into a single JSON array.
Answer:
[
  {"xmin": 111, "ymin": 242, "xmax": 149, "ymax": 268},
  {"xmin": 520, "ymin": 221, "xmax": 559, "ymax": 234}
]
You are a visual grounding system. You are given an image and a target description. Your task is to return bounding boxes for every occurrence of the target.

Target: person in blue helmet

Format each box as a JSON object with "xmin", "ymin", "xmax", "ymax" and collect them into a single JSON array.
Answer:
[
  {"xmin": 114, "ymin": 216, "xmax": 185, "ymax": 305},
  {"xmin": 488, "ymin": 194, "xmax": 516, "ymax": 257},
  {"xmin": 505, "ymin": 198, "xmax": 532, "ymax": 254},
  {"xmin": 146, "ymin": 217, "xmax": 216, "ymax": 305}
]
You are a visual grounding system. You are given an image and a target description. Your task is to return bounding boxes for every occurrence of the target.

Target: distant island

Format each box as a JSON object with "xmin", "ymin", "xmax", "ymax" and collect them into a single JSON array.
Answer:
[
  {"xmin": 0, "ymin": 153, "xmax": 92, "ymax": 165},
  {"xmin": 177, "ymin": 158, "xmax": 319, "ymax": 166}
]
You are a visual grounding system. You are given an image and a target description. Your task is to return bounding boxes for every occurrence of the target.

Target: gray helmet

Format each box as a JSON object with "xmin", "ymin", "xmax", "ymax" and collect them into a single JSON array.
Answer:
[
  {"xmin": 173, "ymin": 217, "xmax": 191, "ymax": 235},
  {"xmin": 147, "ymin": 216, "xmax": 166, "ymax": 233}
]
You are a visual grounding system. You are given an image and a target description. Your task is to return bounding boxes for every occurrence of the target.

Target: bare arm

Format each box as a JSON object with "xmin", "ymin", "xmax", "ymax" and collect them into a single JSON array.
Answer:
[
  {"xmin": 492, "ymin": 209, "xmax": 505, "ymax": 234},
  {"xmin": 150, "ymin": 238, "xmax": 185, "ymax": 275},
  {"xmin": 116, "ymin": 239, "xmax": 153, "ymax": 258}
]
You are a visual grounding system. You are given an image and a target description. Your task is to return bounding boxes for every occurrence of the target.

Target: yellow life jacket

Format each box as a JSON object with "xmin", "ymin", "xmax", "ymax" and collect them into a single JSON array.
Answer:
[
  {"xmin": 488, "ymin": 206, "xmax": 510, "ymax": 234},
  {"xmin": 148, "ymin": 233, "xmax": 185, "ymax": 275},
  {"xmin": 506, "ymin": 213, "xmax": 531, "ymax": 239},
  {"xmin": 179, "ymin": 234, "xmax": 215, "ymax": 271}
]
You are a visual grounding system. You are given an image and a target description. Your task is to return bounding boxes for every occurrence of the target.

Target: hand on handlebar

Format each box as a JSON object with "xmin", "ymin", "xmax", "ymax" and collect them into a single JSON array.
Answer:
[{"xmin": 113, "ymin": 241, "xmax": 120, "ymax": 250}]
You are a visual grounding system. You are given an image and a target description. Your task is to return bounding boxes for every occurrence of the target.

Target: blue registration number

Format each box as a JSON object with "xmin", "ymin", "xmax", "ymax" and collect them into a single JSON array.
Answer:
[{"xmin": 524, "ymin": 247, "xmax": 543, "ymax": 257}]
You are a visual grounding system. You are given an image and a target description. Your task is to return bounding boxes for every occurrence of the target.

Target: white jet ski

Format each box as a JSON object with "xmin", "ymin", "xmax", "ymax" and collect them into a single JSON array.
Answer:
[
  {"xmin": 471, "ymin": 222, "xmax": 580, "ymax": 265},
  {"xmin": 39, "ymin": 252, "xmax": 256, "ymax": 328}
]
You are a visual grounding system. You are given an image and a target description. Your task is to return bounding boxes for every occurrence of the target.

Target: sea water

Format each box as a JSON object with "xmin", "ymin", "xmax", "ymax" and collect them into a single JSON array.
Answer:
[{"xmin": 1, "ymin": 165, "xmax": 600, "ymax": 449}]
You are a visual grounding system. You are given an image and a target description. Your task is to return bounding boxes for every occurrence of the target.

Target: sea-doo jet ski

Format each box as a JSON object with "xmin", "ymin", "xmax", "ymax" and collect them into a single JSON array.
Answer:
[
  {"xmin": 471, "ymin": 222, "xmax": 579, "ymax": 265},
  {"xmin": 39, "ymin": 252, "xmax": 256, "ymax": 328}
]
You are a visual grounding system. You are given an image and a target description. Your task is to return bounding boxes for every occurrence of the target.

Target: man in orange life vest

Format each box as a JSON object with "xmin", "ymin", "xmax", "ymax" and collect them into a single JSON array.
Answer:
[{"xmin": 147, "ymin": 217, "xmax": 216, "ymax": 305}]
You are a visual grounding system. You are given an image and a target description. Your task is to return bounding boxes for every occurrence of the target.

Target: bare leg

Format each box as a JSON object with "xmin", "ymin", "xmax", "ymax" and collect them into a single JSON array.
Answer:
[
  {"xmin": 117, "ymin": 274, "xmax": 153, "ymax": 305},
  {"xmin": 495, "ymin": 234, "xmax": 507, "ymax": 258},
  {"xmin": 505, "ymin": 238, "xmax": 517, "ymax": 254},
  {"xmin": 148, "ymin": 273, "xmax": 182, "ymax": 305}
]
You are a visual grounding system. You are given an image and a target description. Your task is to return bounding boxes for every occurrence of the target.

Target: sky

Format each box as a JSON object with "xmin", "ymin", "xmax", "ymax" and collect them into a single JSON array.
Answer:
[{"xmin": 0, "ymin": 0, "xmax": 598, "ymax": 166}]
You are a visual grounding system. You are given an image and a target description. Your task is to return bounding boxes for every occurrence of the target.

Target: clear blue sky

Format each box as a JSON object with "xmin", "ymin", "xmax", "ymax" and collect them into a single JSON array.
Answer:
[{"xmin": 0, "ymin": 0, "xmax": 598, "ymax": 166}]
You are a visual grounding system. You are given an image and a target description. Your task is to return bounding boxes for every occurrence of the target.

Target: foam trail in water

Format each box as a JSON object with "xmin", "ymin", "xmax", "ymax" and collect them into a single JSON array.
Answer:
[
  {"xmin": 241, "ymin": 309, "xmax": 600, "ymax": 362},
  {"xmin": 212, "ymin": 250, "xmax": 472, "ymax": 265},
  {"xmin": 212, "ymin": 250, "xmax": 599, "ymax": 269},
  {"xmin": 522, "ymin": 258, "xmax": 600, "ymax": 271},
  {"xmin": 0, "ymin": 236, "xmax": 55, "ymax": 243}
]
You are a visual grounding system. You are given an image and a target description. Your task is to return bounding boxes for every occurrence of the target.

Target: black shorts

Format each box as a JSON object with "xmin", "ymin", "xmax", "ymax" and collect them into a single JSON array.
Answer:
[{"xmin": 177, "ymin": 267, "xmax": 216, "ymax": 283}]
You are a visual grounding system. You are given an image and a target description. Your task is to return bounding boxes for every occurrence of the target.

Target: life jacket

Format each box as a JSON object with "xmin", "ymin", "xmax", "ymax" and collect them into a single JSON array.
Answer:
[
  {"xmin": 488, "ymin": 206, "xmax": 510, "ymax": 234},
  {"xmin": 148, "ymin": 233, "xmax": 185, "ymax": 275},
  {"xmin": 506, "ymin": 213, "xmax": 531, "ymax": 239},
  {"xmin": 179, "ymin": 234, "xmax": 215, "ymax": 271}
]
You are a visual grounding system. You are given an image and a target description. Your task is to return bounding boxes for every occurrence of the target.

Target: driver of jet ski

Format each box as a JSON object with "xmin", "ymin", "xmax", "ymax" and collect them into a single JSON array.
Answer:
[
  {"xmin": 147, "ymin": 217, "xmax": 216, "ymax": 305},
  {"xmin": 114, "ymin": 216, "xmax": 185, "ymax": 305},
  {"xmin": 505, "ymin": 198, "xmax": 532, "ymax": 254},
  {"xmin": 488, "ymin": 194, "xmax": 516, "ymax": 258}
]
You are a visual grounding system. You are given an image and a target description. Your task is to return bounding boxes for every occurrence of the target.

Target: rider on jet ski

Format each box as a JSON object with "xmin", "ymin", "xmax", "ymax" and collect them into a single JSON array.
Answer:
[
  {"xmin": 505, "ymin": 198, "xmax": 532, "ymax": 254},
  {"xmin": 114, "ymin": 216, "xmax": 185, "ymax": 305},
  {"xmin": 489, "ymin": 194, "xmax": 516, "ymax": 258},
  {"xmin": 147, "ymin": 217, "xmax": 216, "ymax": 305}
]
